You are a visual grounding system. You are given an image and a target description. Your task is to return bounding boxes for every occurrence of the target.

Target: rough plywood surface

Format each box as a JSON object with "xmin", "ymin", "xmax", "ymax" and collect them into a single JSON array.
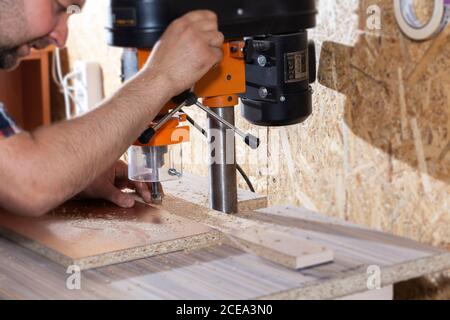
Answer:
[{"xmin": 0, "ymin": 200, "xmax": 221, "ymax": 270}]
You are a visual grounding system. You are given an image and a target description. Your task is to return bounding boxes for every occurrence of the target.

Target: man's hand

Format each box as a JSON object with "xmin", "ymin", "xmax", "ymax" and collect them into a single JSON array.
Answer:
[
  {"xmin": 79, "ymin": 160, "xmax": 160, "ymax": 208},
  {"xmin": 142, "ymin": 10, "xmax": 225, "ymax": 96}
]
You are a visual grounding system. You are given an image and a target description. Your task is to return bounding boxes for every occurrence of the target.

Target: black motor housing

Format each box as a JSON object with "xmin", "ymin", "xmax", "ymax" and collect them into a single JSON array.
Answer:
[
  {"xmin": 106, "ymin": 0, "xmax": 317, "ymax": 48},
  {"xmin": 241, "ymin": 33, "xmax": 316, "ymax": 126}
]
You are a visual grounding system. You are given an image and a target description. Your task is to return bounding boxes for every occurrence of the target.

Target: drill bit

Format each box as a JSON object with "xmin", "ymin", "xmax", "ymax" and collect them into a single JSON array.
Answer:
[{"xmin": 151, "ymin": 182, "xmax": 163, "ymax": 205}]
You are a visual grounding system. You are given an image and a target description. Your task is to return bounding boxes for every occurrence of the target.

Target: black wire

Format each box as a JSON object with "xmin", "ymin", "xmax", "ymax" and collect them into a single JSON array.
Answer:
[
  {"xmin": 236, "ymin": 163, "xmax": 256, "ymax": 193},
  {"xmin": 184, "ymin": 112, "xmax": 256, "ymax": 193}
]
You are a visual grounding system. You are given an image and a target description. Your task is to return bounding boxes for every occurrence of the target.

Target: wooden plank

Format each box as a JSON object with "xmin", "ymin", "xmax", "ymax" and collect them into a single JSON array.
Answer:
[
  {"xmin": 152, "ymin": 195, "xmax": 334, "ymax": 270},
  {"xmin": 238, "ymin": 205, "xmax": 442, "ymax": 253},
  {"xmin": 227, "ymin": 227, "xmax": 333, "ymax": 269},
  {"xmin": 0, "ymin": 200, "xmax": 222, "ymax": 270}
]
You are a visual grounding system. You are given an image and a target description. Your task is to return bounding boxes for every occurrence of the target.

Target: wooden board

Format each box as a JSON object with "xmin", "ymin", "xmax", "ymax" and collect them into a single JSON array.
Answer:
[
  {"xmin": 148, "ymin": 195, "xmax": 334, "ymax": 270},
  {"xmin": 0, "ymin": 204, "xmax": 447, "ymax": 300},
  {"xmin": 0, "ymin": 200, "xmax": 221, "ymax": 270},
  {"xmin": 227, "ymin": 227, "xmax": 333, "ymax": 270}
]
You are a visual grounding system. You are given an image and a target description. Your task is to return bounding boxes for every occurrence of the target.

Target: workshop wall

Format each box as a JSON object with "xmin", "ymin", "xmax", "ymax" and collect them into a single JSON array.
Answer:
[
  {"xmin": 67, "ymin": 0, "xmax": 449, "ymax": 247},
  {"xmin": 66, "ymin": 0, "xmax": 123, "ymax": 98}
]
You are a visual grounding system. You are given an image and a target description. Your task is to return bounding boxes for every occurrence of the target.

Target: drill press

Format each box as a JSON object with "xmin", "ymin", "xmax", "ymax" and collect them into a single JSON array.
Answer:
[{"xmin": 106, "ymin": 0, "xmax": 317, "ymax": 213}]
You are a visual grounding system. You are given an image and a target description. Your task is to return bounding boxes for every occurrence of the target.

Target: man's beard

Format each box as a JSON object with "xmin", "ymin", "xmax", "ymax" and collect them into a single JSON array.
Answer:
[
  {"xmin": 0, "ymin": 37, "xmax": 52, "ymax": 70},
  {"xmin": 0, "ymin": 0, "xmax": 27, "ymax": 70},
  {"xmin": 0, "ymin": 46, "xmax": 21, "ymax": 70}
]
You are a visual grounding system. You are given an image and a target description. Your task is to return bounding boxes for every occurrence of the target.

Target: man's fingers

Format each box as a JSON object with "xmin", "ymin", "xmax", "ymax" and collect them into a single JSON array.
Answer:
[
  {"xmin": 135, "ymin": 182, "xmax": 152, "ymax": 203},
  {"xmin": 183, "ymin": 10, "xmax": 218, "ymax": 24},
  {"xmin": 103, "ymin": 185, "xmax": 135, "ymax": 208},
  {"xmin": 206, "ymin": 31, "xmax": 225, "ymax": 49},
  {"xmin": 192, "ymin": 19, "xmax": 219, "ymax": 32},
  {"xmin": 209, "ymin": 46, "xmax": 224, "ymax": 65},
  {"xmin": 115, "ymin": 160, "xmax": 134, "ymax": 189},
  {"xmin": 115, "ymin": 160, "xmax": 128, "ymax": 176}
]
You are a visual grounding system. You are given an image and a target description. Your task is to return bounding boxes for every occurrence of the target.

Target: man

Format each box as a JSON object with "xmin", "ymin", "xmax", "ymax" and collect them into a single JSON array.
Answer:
[{"xmin": 0, "ymin": 0, "xmax": 224, "ymax": 216}]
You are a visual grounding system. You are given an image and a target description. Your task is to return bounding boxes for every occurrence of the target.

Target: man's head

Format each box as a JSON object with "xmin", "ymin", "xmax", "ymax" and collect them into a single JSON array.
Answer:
[{"xmin": 0, "ymin": 0, "xmax": 85, "ymax": 70}]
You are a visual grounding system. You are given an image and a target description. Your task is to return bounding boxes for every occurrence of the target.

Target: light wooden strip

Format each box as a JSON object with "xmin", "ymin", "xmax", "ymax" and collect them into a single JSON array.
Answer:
[
  {"xmin": 152, "ymin": 195, "xmax": 334, "ymax": 270},
  {"xmin": 227, "ymin": 227, "xmax": 333, "ymax": 269}
]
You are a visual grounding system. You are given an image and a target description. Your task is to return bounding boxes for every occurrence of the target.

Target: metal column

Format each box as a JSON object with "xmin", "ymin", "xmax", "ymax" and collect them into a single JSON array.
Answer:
[{"xmin": 207, "ymin": 107, "xmax": 238, "ymax": 214}]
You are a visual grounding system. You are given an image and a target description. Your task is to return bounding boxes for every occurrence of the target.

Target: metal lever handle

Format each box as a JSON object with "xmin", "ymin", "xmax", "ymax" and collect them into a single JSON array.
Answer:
[
  {"xmin": 138, "ymin": 91, "xmax": 196, "ymax": 145},
  {"xmin": 194, "ymin": 101, "xmax": 260, "ymax": 150},
  {"xmin": 138, "ymin": 90, "xmax": 261, "ymax": 150}
]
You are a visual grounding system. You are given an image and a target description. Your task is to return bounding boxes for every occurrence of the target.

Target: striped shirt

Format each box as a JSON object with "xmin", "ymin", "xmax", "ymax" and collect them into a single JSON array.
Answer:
[{"xmin": 0, "ymin": 103, "xmax": 20, "ymax": 139}]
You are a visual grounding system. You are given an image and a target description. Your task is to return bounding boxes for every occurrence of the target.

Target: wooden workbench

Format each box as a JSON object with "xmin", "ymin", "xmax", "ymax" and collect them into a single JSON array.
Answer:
[{"xmin": 0, "ymin": 175, "xmax": 448, "ymax": 300}]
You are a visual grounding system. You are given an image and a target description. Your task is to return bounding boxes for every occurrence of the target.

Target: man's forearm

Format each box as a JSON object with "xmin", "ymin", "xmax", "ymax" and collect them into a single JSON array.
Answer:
[{"xmin": 0, "ymin": 72, "xmax": 173, "ymax": 216}]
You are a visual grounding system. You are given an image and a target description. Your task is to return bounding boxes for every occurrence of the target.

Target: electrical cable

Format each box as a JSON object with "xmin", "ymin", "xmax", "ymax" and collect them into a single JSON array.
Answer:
[{"xmin": 52, "ymin": 48, "xmax": 86, "ymax": 119}]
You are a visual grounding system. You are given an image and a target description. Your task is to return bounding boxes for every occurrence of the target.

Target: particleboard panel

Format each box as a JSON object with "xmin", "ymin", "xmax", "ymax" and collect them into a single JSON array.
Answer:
[
  {"xmin": 0, "ymin": 204, "xmax": 447, "ymax": 300},
  {"xmin": 0, "ymin": 200, "xmax": 221, "ymax": 270},
  {"xmin": 163, "ymin": 172, "xmax": 268, "ymax": 212},
  {"xmin": 227, "ymin": 226, "xmax": 333, "ymax": 270}
]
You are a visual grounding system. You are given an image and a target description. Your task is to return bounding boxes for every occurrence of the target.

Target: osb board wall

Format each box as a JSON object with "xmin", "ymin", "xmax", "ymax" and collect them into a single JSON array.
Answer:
[
  {"xmin": 66, "ymin": 0, "xmax": 449, "ymax": 247},
  {"xmin": 309, "ymin": 0, "xmax": 450, "ymax": 247}
]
